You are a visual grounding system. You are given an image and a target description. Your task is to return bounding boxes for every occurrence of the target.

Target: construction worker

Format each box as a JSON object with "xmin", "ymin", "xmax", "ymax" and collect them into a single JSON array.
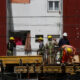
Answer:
[
  {"xmin": 45, "ymin": 35, "xmax": 57, "ymax": 64},
  {"xmin": 58, "ymin": 32, "xmax": 70, "ymax": 47},
  {"xmin": 38, "ymin": 37, "xmax": 44, "ymax": 55},
  {"xmin": 7, "ymin": 37, "xmax": 16, "ymax": 56},
  {"xmin": 61, "ymin": 45, "xmax": 76, "ymax": 64},
  {"xmin": 58, "ymin": 32, "xmax": 70, "ymax": 63}
]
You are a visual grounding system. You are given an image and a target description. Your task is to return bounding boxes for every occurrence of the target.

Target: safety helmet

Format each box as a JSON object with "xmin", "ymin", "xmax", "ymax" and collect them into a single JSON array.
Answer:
[
  {"xmin": 66, "ymin": 47, "xmax": 73, "ymax": 54},
  {"xmin": 9, "ymin": 37, "xmax": 15, "ymax": 40},
  {"xmin": 48, "ymin": 35, "xmax": 52, "ymax": 39},
  {"xmin": 63, "ymin": 32, "xmax": 68, "ymax": 37},
  {"xmin": 38, "ymin": 37, "xmax": 43, "ymax": 40}
]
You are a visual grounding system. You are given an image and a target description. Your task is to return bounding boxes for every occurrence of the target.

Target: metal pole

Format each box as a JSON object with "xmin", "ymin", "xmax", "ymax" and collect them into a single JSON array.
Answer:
[{"xmin": 61, "ymin": 0, "xmax": 63, "ymax": 37}]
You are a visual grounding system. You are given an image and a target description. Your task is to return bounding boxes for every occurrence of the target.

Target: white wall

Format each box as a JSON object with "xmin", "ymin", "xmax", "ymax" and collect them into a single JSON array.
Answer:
[{"xmin": 10, "ymin": 0, "xmax": 62, "ymax": 55}]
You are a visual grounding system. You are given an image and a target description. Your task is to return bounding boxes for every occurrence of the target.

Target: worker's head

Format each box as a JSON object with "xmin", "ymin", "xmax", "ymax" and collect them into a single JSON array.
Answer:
[
  {"xmin": 38, "ymin": 37, "xmax": 43, "ymax": 42},
  {"xmin": 48, "ymin": 35, "xmax": 53, "ymax": 41},
  {"xmin": 63, "ymin": 32, "xmax": 67, "ymax": 37},
  {"xmin": 9, "ymin": 37, "xmax": 15, "ymax": 41},
  {"xmin": 63, "ymin": 32, "xmax": 68, "ymax": 39},
  {"xmin": 66, "ymin": 47, "xmax": 73, "ymax": 54}
]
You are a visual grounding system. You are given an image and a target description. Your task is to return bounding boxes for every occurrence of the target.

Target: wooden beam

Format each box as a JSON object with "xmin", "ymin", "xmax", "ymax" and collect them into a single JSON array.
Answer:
[{"xmin": 0, "ymin": 56, "xmax": 43, "ymax": 65}]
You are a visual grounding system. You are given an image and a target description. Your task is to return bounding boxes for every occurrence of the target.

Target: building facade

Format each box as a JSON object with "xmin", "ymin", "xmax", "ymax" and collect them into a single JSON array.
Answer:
[
  {"xmin": 0, "ymin": 0, "xmax": 80, "ymax": 56},
  {"xmin": 7, "ymin": 0, "xmax": 62, "ymax": 56}
]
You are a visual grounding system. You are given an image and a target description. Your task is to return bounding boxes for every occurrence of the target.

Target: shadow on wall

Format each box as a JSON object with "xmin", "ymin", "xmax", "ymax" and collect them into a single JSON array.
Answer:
[{"xmin": 7, "ymin": 0, "xmax": 14, "ymax": 37}]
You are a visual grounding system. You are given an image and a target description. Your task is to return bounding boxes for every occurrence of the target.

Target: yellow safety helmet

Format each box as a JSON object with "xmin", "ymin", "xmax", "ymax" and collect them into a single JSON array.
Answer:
[
  {"xmin": 9, "ymin": 37, "xmax": 15, "ymax": 40},
  {"xmin": 48, "ymin": 35, "xmax": 52, "ymax": 39},
  {"xmin": 38, "ymin": 37, "xmax": 43, "ymax": 40},
  {"xmin": 67, "ymin": 47, "xmax": 73, "ymax": 54}
]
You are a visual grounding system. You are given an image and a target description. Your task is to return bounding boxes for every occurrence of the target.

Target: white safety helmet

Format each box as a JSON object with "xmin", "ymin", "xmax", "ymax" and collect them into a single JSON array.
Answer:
[{"xmin": 63, "ymin": 32, "xmax": 68, "ymax": 37}]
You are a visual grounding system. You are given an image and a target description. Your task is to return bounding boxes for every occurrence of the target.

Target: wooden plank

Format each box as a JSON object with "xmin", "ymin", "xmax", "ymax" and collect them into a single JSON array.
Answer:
[
  {"xmin": 65, "ymin": 66, "xmax": 75, "ymax": 74},
  {"xmin": 0, "ymin": 56, "xmax": 43, "ymax": 65},
  {"xmin": 14, "ymin": 66, "xmax": 27, "ymax": 73},
  {"xmin": 14, "ymin": 66, "xmax": 62, "ymax": 73},
  {"xmin": 35, "ymin": 66, "xmax": 41, "ymax": 73},
  {"xmin": 75, "ymin": 66, "xmax": 80, "ymax": 72},
  {"xmin": 9, "ymin": 65, "xmax": 80, "ymax": 74},
  {"xmin": 29, "ymin": 66, "xmax": 34, "ymax": 73},
  {"xmin": 43, "ymin": 66, "xmax": 62, "ymax": 73}
]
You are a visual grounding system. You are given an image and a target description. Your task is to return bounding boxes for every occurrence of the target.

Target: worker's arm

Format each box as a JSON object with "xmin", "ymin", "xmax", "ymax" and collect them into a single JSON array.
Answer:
[{"xmin": 53, "ymin": 38, "xmax": 58, "ymax": 46}]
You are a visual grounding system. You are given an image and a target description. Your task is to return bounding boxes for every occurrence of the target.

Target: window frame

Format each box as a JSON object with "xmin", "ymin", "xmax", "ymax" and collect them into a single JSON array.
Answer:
[
  {"xmin": 47, "ymin": 0, "xmax": 60, "ymax": 12},
  {"xmin": 9, "ymin": 31, "xmax": 29, "ymax": 45}
]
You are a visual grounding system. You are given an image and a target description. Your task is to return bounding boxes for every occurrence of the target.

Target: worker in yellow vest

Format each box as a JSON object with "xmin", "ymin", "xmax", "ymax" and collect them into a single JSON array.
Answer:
[
  {"xmin": 45, "ymin": 35, "xmax": 57, "ymax": 64},
  {"xmin": 7, "ymin": 37, "xmax": 16, "ymax": 56},
  {"xmin": 38, "ymin": 37, "xmax": 44, "ymax": 55}
]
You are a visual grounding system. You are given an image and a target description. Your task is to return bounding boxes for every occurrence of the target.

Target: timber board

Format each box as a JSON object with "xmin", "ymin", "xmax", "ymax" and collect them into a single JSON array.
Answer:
[
  {"xmin": 43, "ymin": 66, "xmax": 62, "ymax": 73},
  {"xmin": 0, "ymin": 56, "xmax": 43, "ymax": 65}
]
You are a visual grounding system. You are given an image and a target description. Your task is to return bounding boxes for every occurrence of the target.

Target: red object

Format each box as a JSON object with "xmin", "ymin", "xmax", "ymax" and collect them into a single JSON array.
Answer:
[
  {"xmin": 61, "ymin": 45, "xmax": 76, "ymax": 63},
  {"xmin": 63, "ymin": 0, "xmax": 80, "ymax": 54},
  {"xmin": 62, "ymin": 50, "xmax": 68, "ymax": 63},
  {"xmin": 11, "ymin": 0, "xmax": 30, "ymax": 3},
  {"xmin": 0, "ymin": 0, "xmax": 6, "ymax": 56},
  {"xmin": 15, "ymin": 38, "xmax": 22, "ymax": 45}
]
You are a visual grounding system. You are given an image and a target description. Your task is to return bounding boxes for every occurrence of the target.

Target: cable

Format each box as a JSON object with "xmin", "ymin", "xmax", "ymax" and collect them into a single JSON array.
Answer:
[
  {"xmin": 0, "ymin": 15, "xmax": 80, "ymax": 18},
  {"xmin": 0, "ymin": 23, "xmax": 80, "ymax": 27}
]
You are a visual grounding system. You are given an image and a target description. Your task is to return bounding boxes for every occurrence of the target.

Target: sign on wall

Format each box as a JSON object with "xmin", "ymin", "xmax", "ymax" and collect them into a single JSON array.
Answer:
[{"xmin": 11, "ymin": 0, "xmax": 30, "ymax": 3}]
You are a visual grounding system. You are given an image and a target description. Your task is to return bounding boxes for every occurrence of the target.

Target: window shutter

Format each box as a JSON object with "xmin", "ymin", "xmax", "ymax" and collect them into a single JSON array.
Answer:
[{"xmin": 11, "ymin": 0, "xmax": 30, "ymax": 3}]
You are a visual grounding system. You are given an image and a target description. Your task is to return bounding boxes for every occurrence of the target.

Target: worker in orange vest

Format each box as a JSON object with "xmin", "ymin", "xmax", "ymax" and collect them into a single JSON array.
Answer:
[{"xmin": 61, "ymin": 45, "xmax": 76, "ymax": 64}]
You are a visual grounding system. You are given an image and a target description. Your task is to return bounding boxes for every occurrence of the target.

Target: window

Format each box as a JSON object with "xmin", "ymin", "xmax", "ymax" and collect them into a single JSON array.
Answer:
[
  {"xmin": 49, "ymin": 1, "xmax": 53, "ymax": 10},
  {"xmin": 9, "ymin": 31, "xmax": 31, "ymax": 45},
  {"xmin": 48, "ymin": 0, "xmax": 59, "ymax": 11},
  {"xmin": 9, "ymin": 31, "xmax": 27, "ymax": 45},
  {"xmin": 55, "ymin": 1, "xmax": 59, "ymax": 10},
  {"xmin": 9, "ymin": 31, "xmax": 31, "ymax": 51},
  {"xmin": 35, "ymin": 35, "xmax": 43, "ymax": 42}
]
